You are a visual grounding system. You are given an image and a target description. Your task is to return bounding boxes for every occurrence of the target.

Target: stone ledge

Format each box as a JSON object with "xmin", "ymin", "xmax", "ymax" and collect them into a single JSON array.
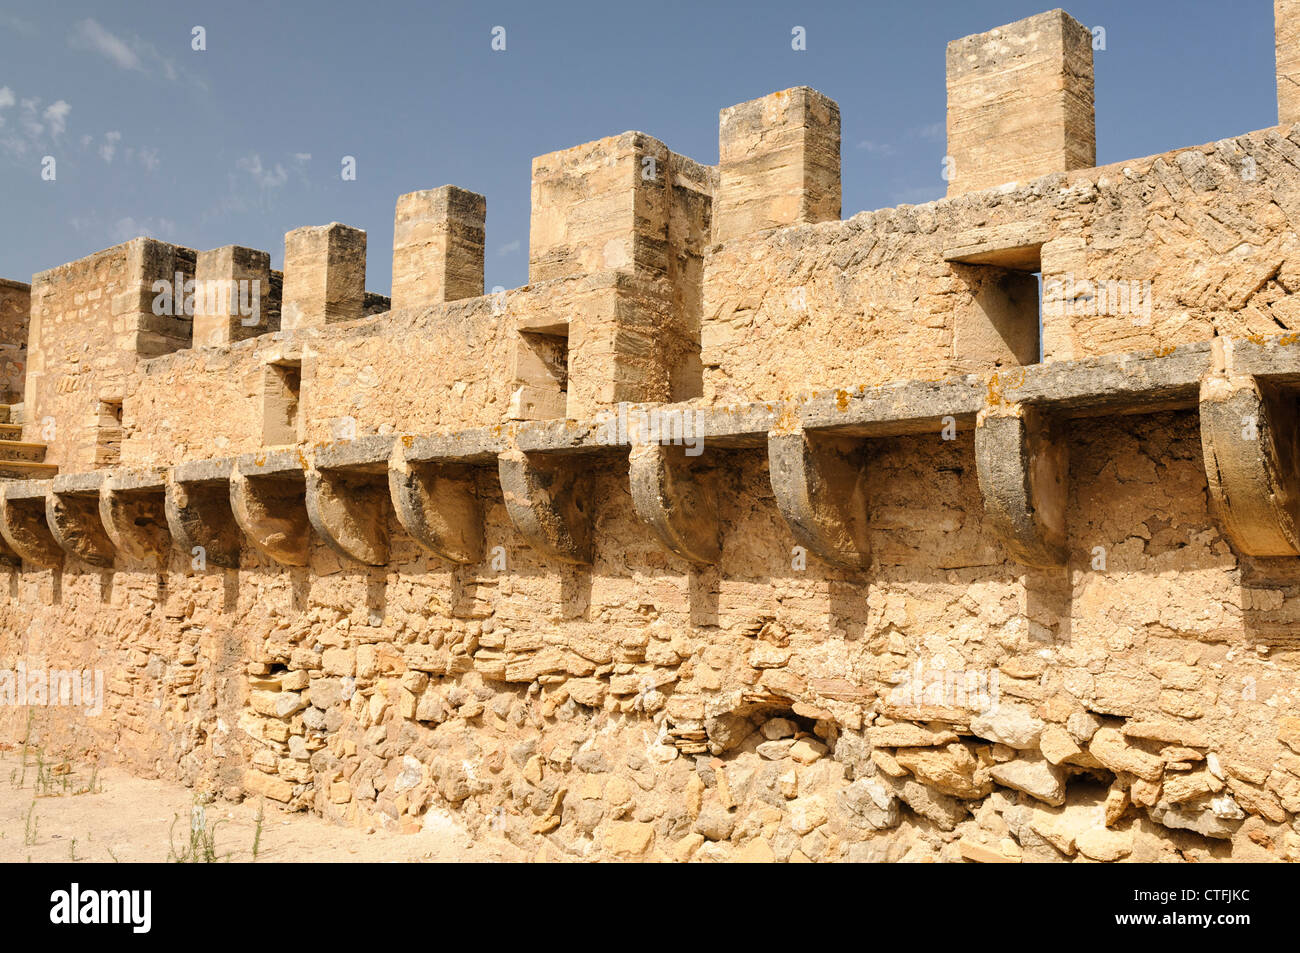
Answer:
[
  {"xmin": 943, "ymin": 222, "xmax": 1050, "ymax": 270},
  {"xmin": 52, "ymin": 471, "xmax": 106, "ymax": 497},
  {"xmin": 13, "ymin": 334, "xmax": 1300, "ymax": 571}
]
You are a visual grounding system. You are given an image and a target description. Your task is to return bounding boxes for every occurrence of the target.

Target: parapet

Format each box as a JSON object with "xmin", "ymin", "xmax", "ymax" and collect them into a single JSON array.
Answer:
[
  {"xmin": 0, "ymin": 278, "xmax": 29, "ymax": 404},
  {"xmin": 523, "ymin": 130, "xmax": 714, "ymax": 415},
  {"xmin": 281, "ymin": 223, "xmax": 368, "ymax": 329},
  {"xmin": 529, "ymin": 132, "xmax": 673, "ymax": 283},
  {"xmin": 1280, "ymin": 0, "xmax": 1300, "ymax": 125},
  {"xmin": 945, "ymin": 9, "xmax": 1095, "ymax": 195},
  {"xmin": 392, "ymin": 186, "xmax": 486, "ymax": 310},
  {"xmin": 12, "ymin": 4, "xmax": 1300, "ymax": 473},
  {"xmin": 714, "ymin": 87, "xmax": 841, "ymax": 242},
  {"xmin": 25, "ymin": 238, "xmax": 196, "ymax": 469},
  {"xmin": 193, "ymin": 245, "xmax": 280, "ymax": 347}
]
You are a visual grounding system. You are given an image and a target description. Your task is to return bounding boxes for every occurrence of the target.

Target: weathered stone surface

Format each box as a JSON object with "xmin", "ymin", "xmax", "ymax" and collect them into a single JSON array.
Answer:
[
  {"xmin": 1200, "ymin": 374, "xmax": 1300, "ymax": 556},
  {"xmin": 714, "ymin": 87, "xmax": 840, "ymax": 242},
  {"xmin": 1279, "ymin": 0, "xmax": 1300, "ymax": 125},
  {"xmin": 0, "ymin": 485, "xmax": 62, "ymax": 567},
  {"xmin": 1123, "ymin": 720, "xmax": 1211, "ymax": 749},
  {"xmin": 969, "ymin": 706, "xmax": 1045, "ymax": 750},
  {"xmin": 1039, "ymin": 725, "xmax": 1084, "ymax": 765},
  {"xmin": 1075, "ymin": 827, "xmax": 1132, "ymax": 862},
  {"xmin": 6, "ymin": 9, "xmax": 1300, "ymax": 866},
  {"xmin": 882, "ymin": 774, "xmax": 969, "ymax": 831},
  {"xmin": 1088, "ymin": 728, "xmax": 1164, "ymax": 783},
  {"xmin": 498, "ymin": 448, "xmax": 592, "ymax": 564},
  {"xmin": 388, "ymin": 447, "xmax": 483, "ymax": 565},
  {"xmin": 974, "ymin": 404, "xmax": 1067, "ymax": 568},
  {"xmin": 604, "ymin": 821, "xmax": 655, "ymax": 859},
  {"xmin": 837, "ymin": 777, "xmax": 900, "ymax": 830},
  {"xmin": 281, "ymin": 223, "xmax": 366, "ymax": 329},
  {"xmin": 895, "ymin": 744, "xmax": 992, "ymax": 800},
  {"xmin": 628, "ymin": 441, "xmax": 720, "ymax": 565},
  {"xmin": 768, "ymin": 427, "xmax": 869, "ymax": 570},
  {"xmin": 946, "ymin": 9, "xmax": 1095, "ymax": 195},
  {"xmin": 305, "ymin": 466, "xmax": 390, "ymax": 566},
  {"xmin": 990, "ymin": 754, "xmax": 1067, "ymax": 806},
  {"xmin": 46, "ymin": 489, "xmax": 115, "ymax": 567},
  {"xmin": 229, "ymin": 464, "xmax": 310, "ymax": 566},
  {"xmin": 391, "ymin": 187, "xmax": 485, "ymax": 310},
  {"xmin": 1149, "ymin": 795, "xmax": 1246, "ymax": 840},
  {"xmin": 164, "ymin": 474, "xmax": 241, "ymax": 569},
  {"xmin": 193, "ymin": 245, "xmax": 275, "ymax": 347},
  {"xmin": 957, "ymin": 837, "xmax": 1020, "ymax": 863},
  {"xmin": 868, "ymin": 723, "xmax": 958, "ymax": 748},
  {"xmin": 99, "ymin": 479, "xmax": 171, "ymax": 566},
  {"xmin": 244, "ymin": 768, "xmax": 294, "ymax": 803}
]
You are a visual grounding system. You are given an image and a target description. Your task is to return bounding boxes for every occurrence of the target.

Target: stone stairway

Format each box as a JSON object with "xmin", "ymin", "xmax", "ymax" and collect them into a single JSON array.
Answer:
[{"xmin": 0, "ymin": 404, "xmax": 56, "ymax": 479}]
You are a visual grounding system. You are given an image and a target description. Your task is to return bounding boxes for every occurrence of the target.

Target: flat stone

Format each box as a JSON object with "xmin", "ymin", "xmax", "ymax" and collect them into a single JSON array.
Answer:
[
  {"xmin": 789, "ymin": 737, "xmax": 828, "ymax": 764},
  {"xmin": 1039, "ymin": 725, "xmax": 1084, "ymax": 765},
  {"xmin": 989, "ymin": 754, "xmax": 1067, "ymax": 806},
  {"xmin": 969, "ymin": 707, "xmax": 1044, "ymax": 750},
  {"xmin": 1088, "ymin": 727, "xmax": 1164, "ymax": 782},
  {"xmin": 867, "ymin": 722, "xmax": 958, "ymax": 747},
  {"xmin": 958, "ymin": 837, "xmax": 1019, "ymax": 863},
  {"xmin": 1075, "ymin": 827, "xmax": 1132, "ymax": 862}
]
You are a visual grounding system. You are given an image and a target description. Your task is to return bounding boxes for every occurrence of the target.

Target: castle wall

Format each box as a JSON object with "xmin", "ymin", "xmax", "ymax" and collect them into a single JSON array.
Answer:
[
  {"xmin": 701, "ymin": 123, "xmax": 1300, "ymax": 405},
  {"xmin": 1, "ymin": 408, "xmax": 1295, "ymax": 861},
  {"xmin": 5, "ymin": 5, "xmax": 1300, "ymax": 865},
  {"xmin": 0, "ymin": 278, "xmax": 29, "ymax": 405},
  {"xmin": 24, "ymin": 239, "xmax": 197, "ymax": 470}
]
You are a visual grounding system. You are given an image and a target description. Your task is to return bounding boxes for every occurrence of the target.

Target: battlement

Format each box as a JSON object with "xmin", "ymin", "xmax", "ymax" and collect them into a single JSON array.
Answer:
[{"xmin": 5, "ymin": 7, "xmax": 1300, "ymax": 864}]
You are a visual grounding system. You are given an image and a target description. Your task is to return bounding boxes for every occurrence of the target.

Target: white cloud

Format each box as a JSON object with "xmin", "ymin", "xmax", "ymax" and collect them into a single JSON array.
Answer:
[
  {"xmin": 236, "ymin": 153, "xmax": 288, "ymax": 189},
  {"xmin": 99, "ymin": 130, "xmax": 122, "ymax": 163},
  {"xmin": 70, "ymin": 18, "xmax": 143, "ymax": 72},
  {"xmin": 43, "ymin": 100, "xmax": 70, "ymax": 138},
  {"xmin": 133, "ymin": 146, "xmax": 160, "ymax": 172},
  {"xmin": 856, "ymin": 139, "xmax": 896, "ymax": 156},
  {"xmin": 69, "ymin": 214, "xmax": 178, "ymax": 245},
  {"xmin": 497, "ymin": 240, "xmax": 521, "ymax": 256},
  {"xmin": 68, "ymin": 17, "xmax": 198, "ymax": 87},
  {"xmin": 911, "ymin": 121, "xmax": 945, "ymax": 142},
  {"xmin": 0, "ymin": 87, "xmax": 14, "ymax": 110}
]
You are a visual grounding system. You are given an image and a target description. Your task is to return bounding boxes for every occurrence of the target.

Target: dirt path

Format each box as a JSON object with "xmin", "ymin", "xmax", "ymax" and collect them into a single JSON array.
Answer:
[{"xmin": 0, "ymin": 748, "xmax": 518, "ymax": 863}]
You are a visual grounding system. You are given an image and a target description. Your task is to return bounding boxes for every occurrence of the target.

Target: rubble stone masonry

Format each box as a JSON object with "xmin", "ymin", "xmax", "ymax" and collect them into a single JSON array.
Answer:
[{"xmin": 5, "ymin": 7, "xmax": 1300, "ymax": 863}]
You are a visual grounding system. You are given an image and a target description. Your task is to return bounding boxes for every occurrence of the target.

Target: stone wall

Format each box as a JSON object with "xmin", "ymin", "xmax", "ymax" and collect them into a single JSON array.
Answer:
[
  {"xmin": 0, "ymin": 278, "xmax": 29, "ymax": 404},
  {"xmin": 700, "ymin": 122, "xmax": 1300, "ymax": 404},
  {"xmin": 2, "ymin": 404, "xmax": 1298, "ymax": 862},
  {"xmin": 23, "ymin": 239, "xmax": 198, "ymax": 470},
  {"xmin": 3, "ymin": 5, "xmax": 1300, "ymax": 865}
]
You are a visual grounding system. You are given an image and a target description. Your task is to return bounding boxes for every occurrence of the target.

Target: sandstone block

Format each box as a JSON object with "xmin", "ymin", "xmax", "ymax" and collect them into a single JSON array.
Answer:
[
  {"xmin": 715, "ymin": 87, "xmax": 840, "ymax": 242},
  {"xmin": 392, "ymin": 186, "xmax": 485, "ymax": 310},
  {"xmin": 243, "ymin": 768, "xmax": 294, "ymax": 803},
  {"xmin": 946, "ymin": 9, "xmax": 1095, "ymax": 195}
]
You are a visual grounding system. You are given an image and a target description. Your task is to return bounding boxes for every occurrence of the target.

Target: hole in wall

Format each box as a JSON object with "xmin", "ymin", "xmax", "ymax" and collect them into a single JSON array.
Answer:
[
  {"xmin": 509, "ymin": 326, "xmax": 569, "ymax": 420},
  {"xmin": 262, "ymin": 361, "xmax": 302, "ymax": 446},
  {"xmin": 94, "ymin": 399, "xmax": 123, "ymax": 468},
  {"xmin": 953, "ymin": 247, "xmax": 1043, "ymax": 369}
]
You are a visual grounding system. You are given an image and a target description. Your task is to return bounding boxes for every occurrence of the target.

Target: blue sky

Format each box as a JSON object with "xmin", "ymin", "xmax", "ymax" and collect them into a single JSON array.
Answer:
[{"xmin": 0, "ymin": 0, "xmax": 1281, "ymax": 294}]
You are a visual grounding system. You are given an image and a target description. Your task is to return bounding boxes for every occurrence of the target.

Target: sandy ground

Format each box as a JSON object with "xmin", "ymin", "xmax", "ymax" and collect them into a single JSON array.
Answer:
[{"xmin": 0, "ymin": 745, "xmax": 516, "ymax": 863}]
